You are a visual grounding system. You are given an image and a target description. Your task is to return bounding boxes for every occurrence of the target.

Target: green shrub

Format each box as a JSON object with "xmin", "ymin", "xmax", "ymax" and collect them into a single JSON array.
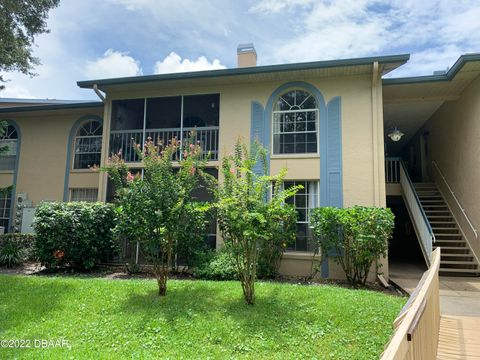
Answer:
[
  {"xmin": 173, "ymin": 202, "xmax": 214, "ymax": 273},
  {"xmin": 195, "ymin": 248, "xmax": 239, "ymax": 281},
  {"xmin": 33, "ymin": 202, "xmax": 117, "ymax": 270},
  {"xmin": 216, "ymin": 140, "xmax": 299, "ymax": 304},
  {"xmin": 0, "ymin": 234, "xmax": 35, "ymax": 267},
  {"xmin": 257, "ymin": 203, "xmax": 297, "ymax": 279},
  {"xmin": 103, "ymin": 137, "xmax": 211, "ymax": 296},
  {"xmin": 310, "ymin": 206, "xmax": 394, "ymax": 286}
]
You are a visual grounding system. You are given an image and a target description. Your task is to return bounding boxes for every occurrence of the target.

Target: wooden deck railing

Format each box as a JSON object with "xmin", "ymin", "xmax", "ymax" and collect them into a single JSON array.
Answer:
[{"xmin": 381, "ymin": 248, "xmax": 441, "ymax": 360}]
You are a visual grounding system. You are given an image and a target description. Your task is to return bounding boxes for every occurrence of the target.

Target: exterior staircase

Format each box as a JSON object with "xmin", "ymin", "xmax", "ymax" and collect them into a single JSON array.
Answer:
[{"xmin": 414, "ymin": 183, "xmax": 480, "ymax": 276}]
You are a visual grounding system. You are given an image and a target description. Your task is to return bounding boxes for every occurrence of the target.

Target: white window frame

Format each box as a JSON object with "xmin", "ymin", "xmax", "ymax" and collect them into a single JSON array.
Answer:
[
  {"xmin": 0, "ymin": 189, "xmax": 12, "ymax": 230},
  {"xmin": 0, "ymin": 125, "xmax": 18, "ymax": 171},
  {"xmin": 73, "ymin": 120, "xmax": 103, "ymax": 170},
  {"xmin": 69, "ymin": 188, "xmax": 99, "ymax": 202},
  {"xmin": 276, "ymin": 180, "xmax": 320, "ymax": 252},
  {"xmin": 272, "ymin": 90, "xmax": 319, "ymax": 156}
]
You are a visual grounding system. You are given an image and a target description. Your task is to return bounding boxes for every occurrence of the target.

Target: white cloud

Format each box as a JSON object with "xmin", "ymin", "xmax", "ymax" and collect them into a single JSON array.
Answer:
[
  {"xmin": 85, "ymin": 49, "xmax": 142, "ymax": 79},
  {"xmin": 153, "ymin": 52, "xmax": 226, "ymax": 74},
  {"xmin": 0, "ymin": 81, "xmax": 37, "ymax": 99},
  {"xmin": 2, "ymin": 0, "xmax": 480, "ymax": 101},
  {"xmin": 249, "ymin": 0, "xmax": 314, "ymax": 13},
  {"xmin": 386, "ymin": 45, "xmax": 467, "ymax": 78},
  {"xmin": 251, "ymin": 0, "xmax": 480, "ymax": 72}
]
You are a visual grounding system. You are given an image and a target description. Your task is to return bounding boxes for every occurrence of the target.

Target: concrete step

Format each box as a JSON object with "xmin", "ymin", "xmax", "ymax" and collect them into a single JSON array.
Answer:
[
  {"xmin": 430, "ymin": 221, "xmax": 457, "ymax": 224},
  {"xmin": 439, "ymin": 268, "xmax": 480, "ymax": 276},
  {"xmin": 441, "ymin": 260, "xmax": 477, "ymax": 265},
  {"xmin": 434, "ymin": 246, "xmax": 467, "ymax": 250},
  {"xmin": 435, "ymin": 239, "xmax": 465, "ymax": 243},
  {"xmin": 441, "ymin": 253, "xmax": 474, "ymax": 258}
]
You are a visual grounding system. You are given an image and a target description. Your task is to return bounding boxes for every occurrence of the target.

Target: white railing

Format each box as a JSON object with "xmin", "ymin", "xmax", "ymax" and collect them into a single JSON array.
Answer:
[
  {"xmin": 109, "ymin": 126, "xmax": 219, "ymax": 162},
  {"xmin": 400, "ymin": 161, "xmax": 435, "ymax": 266},
  {"xmin": 385, "ymin": 157, "xmax": 401, "ymax": 183},
  {"xmin": 432, "ymin": 161, "xmax": 478, "ymax": 239}
]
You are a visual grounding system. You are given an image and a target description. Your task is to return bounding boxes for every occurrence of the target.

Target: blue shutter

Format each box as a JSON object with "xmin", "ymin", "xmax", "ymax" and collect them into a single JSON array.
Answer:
[
  {"xmin": 250, "ymin": 101, "xmax": 266, "ymax": 176},
  {"xmin": 320, "ymin": 96, "xmax": 343, "ymax": 275},
  {"xmin": 326, "ymin": 97, "xmax": 343, "ymax": 208}
]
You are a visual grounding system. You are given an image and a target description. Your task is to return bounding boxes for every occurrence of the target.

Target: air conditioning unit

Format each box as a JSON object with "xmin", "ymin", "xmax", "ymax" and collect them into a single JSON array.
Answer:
[
  {"xmin": 14, "ymin": 192, "xmax": 31, "ymax": 233},
  {"xmin": 17, "ymin": 192, "xmax": 28, "ymax": 205}
]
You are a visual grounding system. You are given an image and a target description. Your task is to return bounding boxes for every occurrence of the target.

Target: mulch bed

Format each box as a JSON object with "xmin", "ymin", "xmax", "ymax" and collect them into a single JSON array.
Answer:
[{"xmin": 0, "ymin": 262, "xmax": 404, "ymax": 296}]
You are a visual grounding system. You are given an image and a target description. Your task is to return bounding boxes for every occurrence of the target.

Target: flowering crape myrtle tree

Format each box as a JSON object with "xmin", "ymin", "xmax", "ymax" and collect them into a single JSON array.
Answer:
[
  {"xmin": 103, "ymin": 137, "xmax": 211, "ymax": 296},
  {"xmin": 217, "ymin": 140, "xmax": 298, "ymax": 305}
]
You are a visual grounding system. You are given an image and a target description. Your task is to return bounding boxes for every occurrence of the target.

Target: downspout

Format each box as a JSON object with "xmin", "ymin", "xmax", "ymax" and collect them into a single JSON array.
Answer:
[
  {"xmin": 93, "ymin": 84, "xmax": 106, "ymax": 103},
  {"xmin": 371, "ymin": 62, "xmax": 380, "ymax": 206},
  {"xmin": 372, "ymin": 63, "xmax": 389, "ymax": 279}
]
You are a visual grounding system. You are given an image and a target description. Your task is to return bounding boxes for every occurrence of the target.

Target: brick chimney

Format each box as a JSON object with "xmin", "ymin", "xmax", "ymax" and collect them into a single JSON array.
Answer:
[{"xmin": 237, "ymin": 43, "xmax": 257, "ymax": 67}]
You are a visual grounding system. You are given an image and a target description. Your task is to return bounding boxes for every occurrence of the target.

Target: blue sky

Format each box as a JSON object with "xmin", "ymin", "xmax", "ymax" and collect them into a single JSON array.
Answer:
[{"xmin": 1, "ymin": 0, "xmax": 479, "ymax": 100}]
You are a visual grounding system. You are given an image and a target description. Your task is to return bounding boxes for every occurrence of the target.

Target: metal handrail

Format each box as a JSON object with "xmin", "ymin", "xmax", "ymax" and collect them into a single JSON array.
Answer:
[{"xmin": 432, "ymin": 160, "xmax": 478, "ymax": 239}]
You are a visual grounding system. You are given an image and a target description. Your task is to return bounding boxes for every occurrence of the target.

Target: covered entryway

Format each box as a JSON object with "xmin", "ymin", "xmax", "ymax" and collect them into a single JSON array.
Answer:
[{"xmin": 383, "ymin": 56, "xmax": 480, "ymax": 277}]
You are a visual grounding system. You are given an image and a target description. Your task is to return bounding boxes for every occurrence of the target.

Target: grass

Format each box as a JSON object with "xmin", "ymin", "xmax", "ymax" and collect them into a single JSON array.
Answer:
[{"xmin": 0, "ymin": 275, "xmax": 405, "ymax": 359}]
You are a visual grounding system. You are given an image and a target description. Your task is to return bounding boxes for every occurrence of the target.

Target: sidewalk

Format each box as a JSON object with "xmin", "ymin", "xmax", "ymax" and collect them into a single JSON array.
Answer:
[{"xmin": 390, "ymin": 262, "xmax": 480, "ymax": 316}]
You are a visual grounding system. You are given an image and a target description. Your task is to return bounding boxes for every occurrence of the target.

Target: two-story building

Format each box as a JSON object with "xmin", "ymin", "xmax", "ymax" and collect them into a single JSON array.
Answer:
[{"xmin": 1, "ymin": 45, "xmax": 479, "ymax": 278}]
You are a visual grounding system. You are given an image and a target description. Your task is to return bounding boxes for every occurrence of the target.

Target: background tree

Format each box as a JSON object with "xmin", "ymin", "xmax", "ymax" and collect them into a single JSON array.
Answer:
[
  {"xmin": 216, "ymin": 140, "xmax": 298, "ymax": 305},
  {"xmin": 103, "ymin": 137, "xmax": 212, "ymax": 296},
  {"xmin": 0, "ymin": 0, "xmax": 60, "ymax": 90}
]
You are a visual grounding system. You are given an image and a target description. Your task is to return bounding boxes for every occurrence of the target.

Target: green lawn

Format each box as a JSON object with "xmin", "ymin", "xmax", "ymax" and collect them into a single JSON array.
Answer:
[{"xmin": 0, "ymin": 275, "xmax": 405, "ymax": 359}]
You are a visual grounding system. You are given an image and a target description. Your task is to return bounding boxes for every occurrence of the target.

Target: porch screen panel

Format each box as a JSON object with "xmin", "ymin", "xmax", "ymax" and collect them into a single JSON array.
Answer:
[{"xmin": 110, "ymin": 99, "xmax": 145, "ymax": 161}]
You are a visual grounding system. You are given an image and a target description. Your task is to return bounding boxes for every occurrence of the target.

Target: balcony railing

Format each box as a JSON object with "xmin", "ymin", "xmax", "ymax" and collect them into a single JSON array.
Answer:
[
  {"xmin": 385, "ymin": 157, "xmax": 401, "ymax": 183},
  {"xmin": 109, "ymin": 126, "xmax": 219, "ymax": 162}
]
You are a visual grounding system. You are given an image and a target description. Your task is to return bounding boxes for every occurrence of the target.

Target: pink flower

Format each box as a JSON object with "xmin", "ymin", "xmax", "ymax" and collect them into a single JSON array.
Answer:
[
  {"xmin": 126, "ymin": 171, "xmax": 135, "ymax": 182},
  {"xmin": 190, "ymin": 166, "xmax": 196, "ymax": 175},
  {"xmin": 230, "ymin": 168, "xmax": 235, "ymax": 174},
  {"xmin": 189, "ymin": 143, "xmax": 194, "ymax": 149}
]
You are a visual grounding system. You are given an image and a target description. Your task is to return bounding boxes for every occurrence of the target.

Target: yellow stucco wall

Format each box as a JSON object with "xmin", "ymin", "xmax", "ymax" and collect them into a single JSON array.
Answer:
[
  {"xmin": 420, "ymin": 75, "xmax": 480, "ymax": 259},
  {"xmin": 102, "ymin": 74, "xmax": 381, "ymax": 205},
  {"xmin": 100, "ymin": 72, "xmax": 384, "ymax": 280},
  {"xmin": 0, "ymin": 108, "xmax": 102, "ymax": 205}
]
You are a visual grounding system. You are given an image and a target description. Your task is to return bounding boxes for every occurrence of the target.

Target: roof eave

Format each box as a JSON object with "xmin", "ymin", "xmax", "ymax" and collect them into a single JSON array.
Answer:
[
  {"xmin": 0, "ymin": 101, "xmax": 103, "ymax": 114},
  {"xmin": 77, "ymin": 54, "xmax": 410, "ymax": 89},
  {"xmin": 383, "ymin": 53, "xmax": 480, "ymax": 86}
]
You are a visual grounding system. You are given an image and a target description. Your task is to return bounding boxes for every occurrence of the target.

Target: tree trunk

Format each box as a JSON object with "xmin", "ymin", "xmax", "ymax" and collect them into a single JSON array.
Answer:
[
  {"xmin": 153, "ymin": 238, "xmax": 173, "ymax": 296},
  {"xmin": 157, "ymin": 273, "xmax": 167, "ymax": 296},
  {"xmin": 243, "ymin": 277, "xmax": 255, "ymax": 305}
]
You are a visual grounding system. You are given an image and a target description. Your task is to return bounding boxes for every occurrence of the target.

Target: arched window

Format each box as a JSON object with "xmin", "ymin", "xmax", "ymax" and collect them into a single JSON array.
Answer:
[
  {"xmin": 0, "ymin": 123, "xmax": 18, "ymax": 231},
  {"xmin": 73, "ymin": 120, "xmax": 102, "ymax": 169},
  {"xmin": 272, "ymin": 89, "xmax": 318, "ymax": 154},
  {"xmin": 0, "ymin": 125, "xmax": 18, "ymax": 170}
]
